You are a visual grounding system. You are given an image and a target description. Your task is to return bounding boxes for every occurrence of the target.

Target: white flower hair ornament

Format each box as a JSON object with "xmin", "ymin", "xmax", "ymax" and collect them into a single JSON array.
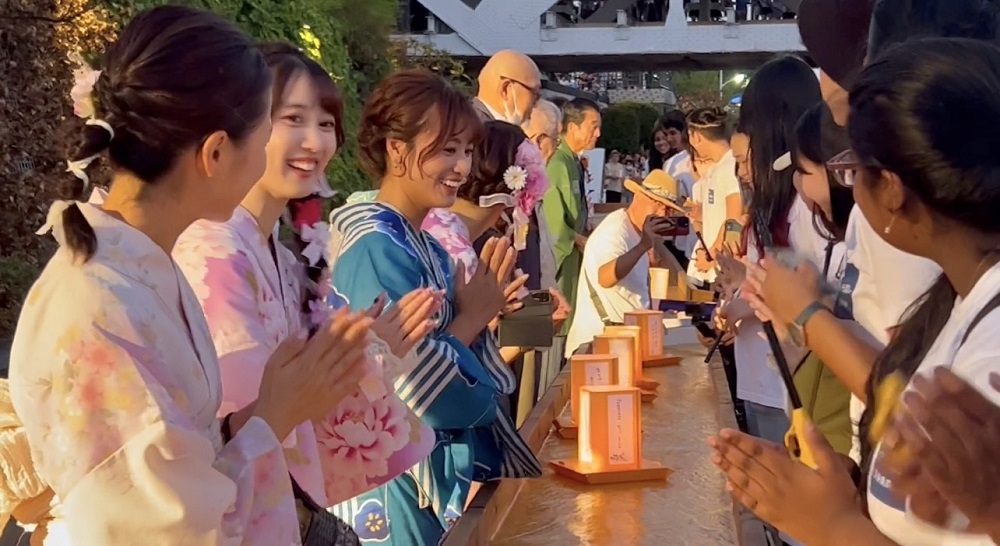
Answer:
[
  {"xmin": 66, "ymin": 53, "xmax": 114, "ymax": 192},
  {"xmin": 479, "ymin": 140, "xmax": 550, "ymax": 250}
]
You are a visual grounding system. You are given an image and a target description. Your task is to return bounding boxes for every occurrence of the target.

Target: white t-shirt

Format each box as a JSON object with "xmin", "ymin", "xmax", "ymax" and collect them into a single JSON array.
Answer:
[
  {"xmin": 687, "ymin": 151, "xmax": 739, "ymax": 283},
  {"xmin": 566, "ymin": 209, "xmax": 650, "ymax": 356},
  {"xmin": 867, "ymin": 262, "xmax": 1000, "ymax": 546},
  {"xmin": 735, "ymin": 197, "xmax": 829, "ymax": 409},
  {"xmin": 843, "ymin": 206, "xmax": 942, "ymax": 462},
  {"xmin": 664, "ymin": 151, "xmax": 698, "ymax": 257}
]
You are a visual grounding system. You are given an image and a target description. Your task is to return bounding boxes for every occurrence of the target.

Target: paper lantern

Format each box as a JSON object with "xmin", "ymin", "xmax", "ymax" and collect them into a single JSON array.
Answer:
[
  {"xmin": 578, "ymin": 386, "xmax": 642, "ymax": 471},
  {"xmin": 570, "ymin": 354, "xmax": 618, "ymax": 424},
  {"xmin": 549, "ymin": 385, "xmax": 671, "ymax": 485},
  {"xmin": 592, "ymin": 334, "xmax": 635, "ymax": 388},
  {"xmin": 604, "ymin": 325, "xmax": 659, "ymax": 397},
  {"xmin": 624, "ymin": 310, "xmax": 681, "ymax": 367},
  {"xmin": 554, "ymin": 354, "xmax": 618, "ymax": 439}
]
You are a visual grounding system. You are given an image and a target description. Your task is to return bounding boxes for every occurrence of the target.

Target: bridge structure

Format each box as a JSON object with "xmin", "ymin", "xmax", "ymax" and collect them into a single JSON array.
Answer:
[{"xmin": 393, "ymin": 0, "xmax": 808, "ymax": 73}]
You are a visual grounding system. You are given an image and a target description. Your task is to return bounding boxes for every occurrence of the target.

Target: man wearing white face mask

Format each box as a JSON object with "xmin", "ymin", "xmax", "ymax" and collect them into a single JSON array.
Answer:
[{"xmin": 472, "ymin": 49, "xmax": 542, "ymax": 125}]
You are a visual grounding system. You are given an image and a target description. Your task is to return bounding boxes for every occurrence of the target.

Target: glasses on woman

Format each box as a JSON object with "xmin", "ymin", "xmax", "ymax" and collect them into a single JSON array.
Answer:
[{"xmin": 826, "ymin": 149, "xmax": 862, "ymax": 187}]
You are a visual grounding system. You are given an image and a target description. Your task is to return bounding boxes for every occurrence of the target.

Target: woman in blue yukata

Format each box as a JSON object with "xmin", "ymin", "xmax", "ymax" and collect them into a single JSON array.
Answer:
[{"xmin": 326, "ymin": 69, "xmax": 542, "ymax": 545}]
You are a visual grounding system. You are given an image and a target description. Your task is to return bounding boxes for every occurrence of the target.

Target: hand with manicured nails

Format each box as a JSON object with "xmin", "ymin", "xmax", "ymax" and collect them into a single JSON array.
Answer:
[
  {"xmin": 254, "ymin": 307, "xmax": 373, "ymax": 440},
  {"xmin": 708, "ymin": 423, "xmax": 860, "ymax": 545},
  {"xmin": 367, "ymin": 289, "xmax": 443, "ymax": 358}
]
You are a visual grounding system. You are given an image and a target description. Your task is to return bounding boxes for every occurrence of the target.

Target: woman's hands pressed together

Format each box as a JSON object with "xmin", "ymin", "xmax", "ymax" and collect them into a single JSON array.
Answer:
[
  {"xmin": 743, "ymin": 255, "xmax": 825, "ymax": 328},
  {"xmin": 708, "ymin": 423, "xmax": 861, "ymax": 545},
  {"xmin": 255, "ymin": 307, "xmax": 373, "ymax": 440},
  {"xmin": 451, "ymin": 237, "xmax": 528, "ymax": 344}
]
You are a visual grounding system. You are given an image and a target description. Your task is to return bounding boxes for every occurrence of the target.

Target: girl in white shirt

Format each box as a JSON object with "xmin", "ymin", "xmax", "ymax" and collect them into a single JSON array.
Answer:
[{"xmin": 710, "ymin": 38, "xmax": 1000, "ymax": 546}]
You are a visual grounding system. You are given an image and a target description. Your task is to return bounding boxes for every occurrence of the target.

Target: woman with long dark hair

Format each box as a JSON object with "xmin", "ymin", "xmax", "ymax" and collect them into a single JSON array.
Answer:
[
  {"xmin": 729, "ymin": 55, "xmax": 823, "ymax": 444},
  {"xmin": 711, "ymin": 37, "xmax": 1000, "ymax": 546}
]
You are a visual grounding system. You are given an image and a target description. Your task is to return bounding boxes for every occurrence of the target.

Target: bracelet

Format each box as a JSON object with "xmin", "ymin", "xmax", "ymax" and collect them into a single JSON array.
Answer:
[{"xmin": 221, "ymin": 412, "xmax": 235, "ymax": 443}]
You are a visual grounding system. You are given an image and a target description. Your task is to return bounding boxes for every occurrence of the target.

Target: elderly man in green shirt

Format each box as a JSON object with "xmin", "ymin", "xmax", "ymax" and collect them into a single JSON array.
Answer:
[{"xmin": 541, "ymin": 98, "xmax": 602, "ymax": 333}]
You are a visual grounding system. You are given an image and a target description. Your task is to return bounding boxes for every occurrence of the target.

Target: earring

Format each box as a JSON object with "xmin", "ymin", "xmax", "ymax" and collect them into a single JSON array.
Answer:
[{"xmin": 884, "ymin": 215, "xmax": 897, "ymax": 235}]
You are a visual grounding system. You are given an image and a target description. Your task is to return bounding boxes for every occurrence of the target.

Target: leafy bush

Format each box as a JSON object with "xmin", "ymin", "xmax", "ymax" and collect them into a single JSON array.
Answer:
[
  {"xmin": 597, "ymin": 104, "xmax": 641, "ymax": 154},
  {"xmin": 2, "ymin": 0, "xmax": 470, "ymax": 262},
  {"xmin": 0, "ymin": 257, "xmax": 40, "ymax": 339},
  {"xmin": 614, "ymin": 102, "xmax": 662, "ymax": 148},
  {"xmin": 98, "ymin": 0, "xmax": 398, "ymax": 200}
]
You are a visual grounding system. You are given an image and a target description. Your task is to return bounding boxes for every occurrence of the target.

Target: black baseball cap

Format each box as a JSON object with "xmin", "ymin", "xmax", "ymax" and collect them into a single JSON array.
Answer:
[{"xmin": 797, "ymin": 0, "xmax": 878, "ymax": 89}]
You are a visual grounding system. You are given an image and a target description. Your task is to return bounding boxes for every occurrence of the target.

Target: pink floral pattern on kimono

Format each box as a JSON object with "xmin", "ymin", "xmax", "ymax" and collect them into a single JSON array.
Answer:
[
  {"xmin": 422, "ymin": 208, "xmax": 477, "ymax": 283},
  {"xmin": 10, "ymin": 198, "xmax": 299, "ymax": 545},
  {"xmin": 175, "ymin": 207, "xmax": 435, "ymax": 509}
]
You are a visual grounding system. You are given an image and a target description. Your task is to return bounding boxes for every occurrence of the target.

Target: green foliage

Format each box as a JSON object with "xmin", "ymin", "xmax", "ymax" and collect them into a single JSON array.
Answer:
[
  {"xmin": 671, "ymin": 70, "xmax": 750, "ymax": 111},
  {"xmin": 597, "ymin": 105, "xmax": 640, "ymax": 154},
  {"xmin": 613, "ymin": 102, "xmax": 661, "ymax": 146},
  {"xmin": 391, "ymin": 38, "xmax": 474, "ymax": 91},
  {"xmin": 95, "ymin": 0, "xmax": 400, "ymax": 200},
  {"xmin": 0, "ymin": 257, "xmax": 40, "ymax": 339}
]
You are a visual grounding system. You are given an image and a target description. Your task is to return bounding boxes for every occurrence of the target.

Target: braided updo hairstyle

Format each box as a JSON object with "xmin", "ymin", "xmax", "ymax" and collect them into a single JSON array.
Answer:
[
  {"xmin": 457, "ymin": 121, "xmax": 528, "ymax": 203},
  {"xmin": 59, "ymin": 5, "xmax": 271, "ymax": 261},
  {"xmin": 685, "ymin": 106, "xmax": 730, "ymax": 142}
]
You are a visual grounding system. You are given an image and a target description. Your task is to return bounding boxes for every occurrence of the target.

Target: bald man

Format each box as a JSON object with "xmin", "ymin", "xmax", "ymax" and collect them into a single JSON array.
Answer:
[{"xmin": 473, "ymin": 49, "xmax": 542, "ymax": 125}]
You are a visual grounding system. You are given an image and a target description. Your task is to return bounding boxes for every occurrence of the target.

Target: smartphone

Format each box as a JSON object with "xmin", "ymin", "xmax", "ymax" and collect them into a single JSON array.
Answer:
[
  {"xmin": 528, "ymin": 290, "xmax": 551, "ymax": 305},
  {"xmin": 693, "ymin": 320, "xmax": 719, "ymax": 340}
]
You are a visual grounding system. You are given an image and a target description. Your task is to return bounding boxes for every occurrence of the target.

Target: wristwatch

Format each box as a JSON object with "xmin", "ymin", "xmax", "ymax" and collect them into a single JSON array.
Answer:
[{"xmin": 788, "ymin": 301, "xmax": 826, "ymax": 348}]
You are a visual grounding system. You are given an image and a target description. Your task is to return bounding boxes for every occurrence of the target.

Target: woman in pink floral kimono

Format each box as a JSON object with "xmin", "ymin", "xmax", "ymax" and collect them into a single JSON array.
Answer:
[
  {"xmin": 8, "ymin": 7, "xmax": 373, "ymax": 545},
  {"xmin": 173, "ymin": 43, "xmax": 439, "ymax": 534}
]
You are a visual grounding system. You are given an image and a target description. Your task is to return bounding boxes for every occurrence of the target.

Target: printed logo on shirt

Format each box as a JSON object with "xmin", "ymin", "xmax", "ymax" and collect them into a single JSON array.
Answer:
[
  {"xmin": 836, "ymin": 263, "xmax": 859, "ymax": 320},
  {"xmin": 708, "ymin": 188, "xmax": 716, "ymax": 205},
  {"xmin": 868, "ymin": 446, "xmax": 907, "ymax": 512}
]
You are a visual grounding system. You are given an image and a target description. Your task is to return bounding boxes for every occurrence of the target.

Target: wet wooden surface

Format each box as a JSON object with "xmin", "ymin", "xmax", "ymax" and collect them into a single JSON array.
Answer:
[{"xmin": 492, "ymin": 345, "xmax": 738, "ymax": 546}]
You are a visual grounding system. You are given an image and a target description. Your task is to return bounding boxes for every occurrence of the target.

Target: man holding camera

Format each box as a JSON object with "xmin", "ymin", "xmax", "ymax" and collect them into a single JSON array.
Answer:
[{"xmin": 565, "ymin": 170, "xmax": 687, "ymax": 356}]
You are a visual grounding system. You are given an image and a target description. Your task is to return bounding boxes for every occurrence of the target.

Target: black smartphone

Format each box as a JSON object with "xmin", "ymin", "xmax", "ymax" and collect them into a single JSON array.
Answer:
[
  {"xmin": 693, "ymin": 320, "xmax": 719, "ymax": 340},
  {"xmin": 528, "ymin": 290, "xmax": 551, "ymax": 305}
]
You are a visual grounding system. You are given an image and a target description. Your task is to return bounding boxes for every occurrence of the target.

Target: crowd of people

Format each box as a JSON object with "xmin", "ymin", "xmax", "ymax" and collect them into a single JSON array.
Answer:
[{"xmin": 2, "ymin": 1, "xmax": 1000, "ymax": 545}]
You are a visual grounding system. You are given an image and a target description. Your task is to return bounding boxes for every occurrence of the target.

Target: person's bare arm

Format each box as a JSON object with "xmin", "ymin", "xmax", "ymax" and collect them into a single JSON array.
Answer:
[
  {"xmin": 598, "ymin": 239, "xmax": 652, "ymax": 288},
  {"xmin": 709, "ymin": 193, "xmax": 743, "ymax": 251},
  {"xmin": 803, "ymin": 309, "xmax": 884, "ymax": 402}
]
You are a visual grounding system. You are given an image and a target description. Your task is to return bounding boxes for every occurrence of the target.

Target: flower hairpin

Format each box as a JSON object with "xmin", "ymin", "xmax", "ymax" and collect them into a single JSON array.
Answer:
[
  {"xmin": 65, "ymin": 53, "xmax": 114, "ymax": 192},
  {"xmin": 503, "ymin": 165, "xmax": 528, "ymax": 192},
  {"xmin": 480, "ymin": 140, "xmax": 550, "ymax": 250}
]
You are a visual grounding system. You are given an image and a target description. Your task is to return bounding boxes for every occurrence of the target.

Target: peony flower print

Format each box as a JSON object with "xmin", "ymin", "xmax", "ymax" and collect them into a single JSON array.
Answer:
[{"xmin": 315, "ymin": 392, "xmax": 413, "ymax": 502}]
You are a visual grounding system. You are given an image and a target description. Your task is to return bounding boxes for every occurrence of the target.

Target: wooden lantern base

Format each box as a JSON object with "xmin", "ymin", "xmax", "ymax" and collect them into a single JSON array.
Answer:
[
  {"xmin": 637, "ymin": 377, "xmax": 660, "ymax": 391},
  {"xmin": 642, "ymin": 354, "xmax": 682, "ymax": 368},
  {"xmin": 552, "ymin": 415, "xmax": 578, "ymax": 439},
  {"xmin": 641, "ymin": 389, "xmax": 657, "ymax": 403},
  {"xmin": 549, "ymin": 458, "xmax": 672, "ymax": 485}
]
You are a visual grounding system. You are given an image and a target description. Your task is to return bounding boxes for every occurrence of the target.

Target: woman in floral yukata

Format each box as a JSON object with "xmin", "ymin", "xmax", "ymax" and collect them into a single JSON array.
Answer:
[
  {"xmin": 326, "ymin": 70, "xmax": 542, "ymax": 545},
  {"xmin": 8, "ymin": 7, "xmax": 374, "ymax": 545},
  {"xmin": 173, "ymin": 43, "xmax": 440, "ymax": 536}
]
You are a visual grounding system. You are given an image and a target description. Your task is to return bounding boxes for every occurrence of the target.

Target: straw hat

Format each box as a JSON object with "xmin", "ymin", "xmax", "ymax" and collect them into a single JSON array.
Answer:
[{"xmin": 624, "ymin": 170, "xmax": 685, "ymax": 213}]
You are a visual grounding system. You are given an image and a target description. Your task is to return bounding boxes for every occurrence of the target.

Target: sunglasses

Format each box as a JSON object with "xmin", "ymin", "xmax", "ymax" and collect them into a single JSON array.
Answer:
[{"xmin": 826, "ymin": 149, "xmax": 862, "ymax": 188}]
